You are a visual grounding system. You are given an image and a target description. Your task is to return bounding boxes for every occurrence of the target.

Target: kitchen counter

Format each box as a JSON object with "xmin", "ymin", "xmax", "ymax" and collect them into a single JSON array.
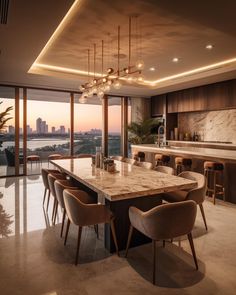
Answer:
[
  {"xmin": 131, "ymin": 144, "xmax": 236, "ymax": 162},
  {"xmin": 131, "ymin": 144, "xmax": 236, "ymax": 203},
  {"xmin": 167, "ymin": 140, "xmax": 236, "ymax": 150}
]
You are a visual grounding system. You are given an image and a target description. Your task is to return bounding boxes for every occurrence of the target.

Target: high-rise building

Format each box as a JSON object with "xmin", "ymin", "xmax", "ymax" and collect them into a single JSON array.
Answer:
[
  {"xmin": 36, "ymin": 118, "xmax": 42, "ymax": 134},
  {"xmin": 51, "ymin": 127, "xmax": 56, "ymax": 133},
  {"xmin": 60, "ymin": 125, "xmax": 65, "ymax": 134},
  {"xmin": 27, "ymin": 125, "xmax": 33, "ymax": 134},
  {"xmin": 8, "ymin": 125, "xmax": 15, "ymax": 134}
]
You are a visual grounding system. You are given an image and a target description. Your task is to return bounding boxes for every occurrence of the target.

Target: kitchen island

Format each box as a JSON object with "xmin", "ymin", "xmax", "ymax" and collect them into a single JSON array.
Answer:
[{"xmin": 131, "ymin": 144, "xmax": 236, "ymax": 203}]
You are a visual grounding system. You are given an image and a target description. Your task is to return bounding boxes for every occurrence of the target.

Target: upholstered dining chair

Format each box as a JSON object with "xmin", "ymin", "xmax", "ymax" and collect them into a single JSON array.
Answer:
[
  {"xmin": 111, "ymin": 155, "xmax": 124, "ymax": 161},
  {"xmin": 125, "ymin": 200, "xmax": 198, "ymax": 284},
  {"xmin": 54, "ymin": 179, "xmax": 79, "ymax": 236},
  {"xmin": 48, "ymin": 173, "xmax": 67, "ymax": 222},
  {"xmin": 155, "ymin": 165, "xmax": 175, "ymax": 175},
  {"xmin": 63, "ymin": 189, "xmax": 119, "ymax": 265},
  {"xmin": 135, "ymin": 161, "xmax": 153, "ymax": 170},
  {"xmin": 41, "ymin": 168, "xmax": 62, "ymax": 209},
  {"xmin": 122, "ymin": 158, "xmax": 137, "ymax": 165},
  {"xmin": 162, "ymin": 171, "xmax": 208, "ymax": 231}
]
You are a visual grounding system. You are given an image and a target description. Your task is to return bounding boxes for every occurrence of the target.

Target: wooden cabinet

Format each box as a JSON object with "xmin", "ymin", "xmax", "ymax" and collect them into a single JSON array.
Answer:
[
  {"xmin": 151, "ymin": 94, "xmax": 166, "ymax": 116},
  {"xmin": 167, "ymin": 79, "xmax": 236, "ymax": 113}
]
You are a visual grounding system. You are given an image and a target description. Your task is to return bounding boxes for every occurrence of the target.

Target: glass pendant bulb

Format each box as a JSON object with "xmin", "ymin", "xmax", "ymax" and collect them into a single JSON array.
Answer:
[
  {"xmin": 107, "ymin": 80, "xmax": 112, "ymax": 86},
  {"xmin": 135, "ymin": 59, "xmax": 145, "ymax": 70},
  {"xmin": 79, "ymin": 94, "xmax": 87, "ymax": 104},
  {"xmin": 137, "ymin": 74, "xmax": 144, "ymax": 82},
  {"xmin": 105, "ymin": 84, "xmax": 111, "ymax": 92},
  {"xmin": 93, "ymin": 86, "xmax": 98, "ymax": 94},
  {"xmin": 113, "ymin": 80, "xmax": 122, "ymax": 89},
  {"xmin": 97, "ymin": 90, "xmax": 104, "ymax": 99}
]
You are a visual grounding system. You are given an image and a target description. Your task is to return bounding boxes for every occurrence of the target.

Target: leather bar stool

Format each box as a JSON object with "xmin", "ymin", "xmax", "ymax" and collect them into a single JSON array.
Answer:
[
  {"xmin": 155, "ymin": 153, "xmax": 170, "ymax": 167},
  {"xmin": 175, "ymin": 157, "xmax": 192, "ymax": 175},
  {"xmin": 133, "ymin": 151, "xmax": 145, "ymax": 162},
  {"xmin": 204, "ymin": 161, "xmax": 225, "ymax": 205}
]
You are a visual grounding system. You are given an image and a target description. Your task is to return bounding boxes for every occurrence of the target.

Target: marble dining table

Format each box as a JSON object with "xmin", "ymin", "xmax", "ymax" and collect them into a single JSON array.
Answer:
[{"xmin": 51, "ymin": 158, "xmax": 197, "ymax": 252}]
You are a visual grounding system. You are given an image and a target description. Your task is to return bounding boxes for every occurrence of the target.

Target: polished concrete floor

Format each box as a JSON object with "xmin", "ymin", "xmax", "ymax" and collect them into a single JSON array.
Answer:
[{"xmin": 0, "ymin": 176, "xmax": 236, "ymax": 295}]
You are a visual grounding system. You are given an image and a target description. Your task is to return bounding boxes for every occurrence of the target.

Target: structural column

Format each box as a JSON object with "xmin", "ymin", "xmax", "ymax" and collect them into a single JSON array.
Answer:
[
  {"xmin": 15, "ymin": 87, "xmax": 20, "ymax": 175},
  {"xmin": 23, "ymin": 88, "xmax": 27, "ymax": 175},
  {"xmin": 70, "ymin": 93, "xmax": 74, "ymax": 156},
  {"xmin": 102, "ymin": 95, "xmax": 108, "ymax": 157},
  {"xmin": 121, "ymin": 97, "xmax": 128, "ymax": 157}
]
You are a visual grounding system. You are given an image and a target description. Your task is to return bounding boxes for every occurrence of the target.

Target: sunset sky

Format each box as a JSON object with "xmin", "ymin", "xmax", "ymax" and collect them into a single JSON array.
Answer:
[{"xmin": 1, "ymin": 98, "xmax": 130, "ymax": 133}]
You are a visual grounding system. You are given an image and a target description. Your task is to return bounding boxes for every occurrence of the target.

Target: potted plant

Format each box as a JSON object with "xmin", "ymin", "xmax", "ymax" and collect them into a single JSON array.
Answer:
[
  {"xmin": 0, "ymin": 101, "xmax": 13, "ymax": 148},
  {"xmin": 127, "ymin": 118, "xmax": 161, "ymax": 144}
]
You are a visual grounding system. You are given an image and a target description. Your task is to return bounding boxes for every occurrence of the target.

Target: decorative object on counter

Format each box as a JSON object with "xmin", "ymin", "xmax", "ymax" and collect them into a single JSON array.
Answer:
[
  {"xmin": 127, "ymin": 118, "xmax": 160, "ymax": 144},
  {"xmin": 193, "ymin": 132, "xmax": 199, "ymax": 142},
  {"xmin": 184, "ymin": 132, "xmax": 191, "ymax": 141},
  {"xmin": 155, "ymin": 154, "xmax": 170, "ymax": 167},
  {"xmin": 175, "ymin": 157, "xmax": 192, "ymax": 175},
  {"xmin": 95, "ymin": 147, "xmax": 102, "ymax": 168},
  {"xmin": 174, "ymin": 127, "xmax": 178, "ymax": 141},
  {"xmin": 204, "ymin": 161, "xmax": 225, "ymax": 205},
  {"xmin": 91, "ymin": 155, "xmax": 96, "ymax": 165},
  {"xmin": 170, "ymin": 130, "xmax": 174, "ymax": 140}
]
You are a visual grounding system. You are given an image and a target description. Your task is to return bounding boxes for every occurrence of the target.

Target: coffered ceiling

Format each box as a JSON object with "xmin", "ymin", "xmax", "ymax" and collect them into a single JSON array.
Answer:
[{"xmin": 1, "ymin": 0, "xmax": 236, "ymax": 97}]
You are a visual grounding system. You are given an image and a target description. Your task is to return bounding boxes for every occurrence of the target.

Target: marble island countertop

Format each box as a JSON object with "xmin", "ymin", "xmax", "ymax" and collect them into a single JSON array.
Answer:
[
  {"xmin": 132, "ymin": 144, "xmax": 236, "ymax": 162},
  {"xmin": 51, "ymin": 158, "xmax": 196, "ymax": 201},
  {"xmin": 167, "ymin": 140, "xmax": 236, "ymax": 150}
]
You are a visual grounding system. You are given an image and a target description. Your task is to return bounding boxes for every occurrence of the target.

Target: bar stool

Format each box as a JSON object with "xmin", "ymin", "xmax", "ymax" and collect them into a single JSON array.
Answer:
[
  {"xmin": 133, "ymin": 151, "xmax": 145, "ymax": 162},
  {"xmin": 175, "ymin": 157, "xmax": 192, "ymax": 175},
  {"xmin": 155, "ymin": 153, "xmax": 170, "ymax": 167},
  {"xmin": 204, "ymin": 161, "xmax": 225, "ymax": 205}
]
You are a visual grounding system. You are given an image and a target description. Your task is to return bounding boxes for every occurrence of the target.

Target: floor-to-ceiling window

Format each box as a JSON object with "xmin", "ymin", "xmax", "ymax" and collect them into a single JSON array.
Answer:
[
  {"xmin": 26, "ymin": 89, "xmax": 70, "ymax": 174},
  {"xmin": 0, "ymin": 86, "xmax": 16, "ymax": 177},
  {"xmin": 74, "ymin": 95, "xmax": 102, "ymax": 155},
  {"xmin": 108, "ymin": 96, "xmax": 121, "ymax": 156}
]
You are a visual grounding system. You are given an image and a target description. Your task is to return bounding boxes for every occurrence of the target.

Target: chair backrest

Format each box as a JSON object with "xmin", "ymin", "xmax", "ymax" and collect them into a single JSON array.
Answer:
[
  {"xmin": 179, "ymin": 171, "xmax": 207, "ymax": 204},
  {"xmin": 41, "ymin": 168, "xmax": 60, "ymax": 189},
  {"xmin": 131, "ymin": 200, "xmax": 197, "ymax": 240},
  {"xmin": 77, "ymin": 154, "xmax": 93, "ymax": 158},
  {"xmin": 48, "ymin": 173, "xmax": 66, "ymax": 197},
  {"xmin": 63, "ymin": 189, "xmax": 96, "ymax": 226},
  {"xmin": 4, "ymin": 149, "xmax": 15, "ymax": 166},
  {"xmin": 111, "ymin": 156, "xmax": 124, "ymax": 161},
  {"xmin": 122, "ymin": 158, "xmax": 136, "ymax": 165},
  {"xmin": 155, "ymin": 166, "xmax": 174, "ymax": 175},
  {"xmin": 135, "ymin": 161, "xmax": 153, "ymax": 170},
  {"xmin": 54, "ymin": 180, "xmax": 77, "ymax": 208}
]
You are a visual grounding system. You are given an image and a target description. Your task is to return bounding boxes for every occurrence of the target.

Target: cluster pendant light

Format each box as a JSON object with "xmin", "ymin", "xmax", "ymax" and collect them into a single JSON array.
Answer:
[{"xmin": 79, "ymin": 16, "xmax": 144, "ymax": 103}]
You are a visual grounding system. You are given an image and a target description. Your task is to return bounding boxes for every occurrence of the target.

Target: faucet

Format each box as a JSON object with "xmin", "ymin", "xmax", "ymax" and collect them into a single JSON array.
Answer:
[{"xmin": 157, "ymin": 125, "xmax": 166, "ymax": 147}]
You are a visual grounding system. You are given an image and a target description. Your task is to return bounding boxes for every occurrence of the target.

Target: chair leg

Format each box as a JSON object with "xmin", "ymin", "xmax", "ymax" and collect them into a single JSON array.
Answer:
[
  {"xmin": 60, "ymin": 209, "xmax": 66, "ymax": 238},
  {"xmin": 46, "ymin": 191, "xmax": 51, "ymax": 211},
  {"xmin": 53, "ymin": 201, "xmax": 58, "ymax": 225},
  {"xmin": 199, "ymin": 204, "xmax": 208, "ymax": 231},
  {"xmin": 110, "ymin": 218, "xmax": 119, "ymax": 256},
  {"xmin": 94, "ymin": 224, "xmax": 99, "ymax": 239},
  {"xmin": 51, "ymin": 198, "xmax": 57, "ymax": 221},
  {"xmin": 152, "ymin": 240, "xmax": 156, "ymax": 285},
  {"xmin": 187, "ymin": 232, "xmax": 198, "ymax": 270},
  {"xmin": 43, "ymin": 188, "xmax": 47, "ymax": 205},
  {"xmin": 75, "ymin": 226, "xmax": 82, "ymax": 265},
  {"xmin": 125, "ymin": 225, "xmax": 133, "ymax": 257},
  {"xmin": 213, "ymin": 172, "xmax": 216, "ymax": 205},
  {"xmin": 64, "ymin": 219, "xmax": 71, "ymax": 246}
]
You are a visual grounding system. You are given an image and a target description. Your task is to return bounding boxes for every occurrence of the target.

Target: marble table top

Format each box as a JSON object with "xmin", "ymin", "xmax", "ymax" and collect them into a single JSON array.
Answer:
[
  {"xmin": 51, "ymin": 158, "xmax": 196, "ymax": 201},
  {"xmin": 132, "ymin": 144, "xmax": 236, "ymax": 162}
]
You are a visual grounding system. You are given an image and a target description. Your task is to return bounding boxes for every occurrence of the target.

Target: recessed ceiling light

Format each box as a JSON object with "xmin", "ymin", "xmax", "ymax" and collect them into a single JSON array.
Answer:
[
  {"xmin": 206, "ymin": 44, "xmax": 214, "ymax": 50},
  {"xmin": 149, "ymin": 67, "xmax": 155, "ymax": 71},
  {"xmin": 172, "ymin": 57, "xmax": 179, "ymax": 63}
]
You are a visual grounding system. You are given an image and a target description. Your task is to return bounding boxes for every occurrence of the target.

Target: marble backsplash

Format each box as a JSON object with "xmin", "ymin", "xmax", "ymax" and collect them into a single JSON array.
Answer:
[{"xmin": 178, "ymin": 109, "xmax": 236, "ymax": 143}]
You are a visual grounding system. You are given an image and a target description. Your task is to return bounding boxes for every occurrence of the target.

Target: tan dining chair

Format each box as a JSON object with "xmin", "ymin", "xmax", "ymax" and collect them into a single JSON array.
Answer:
[
  {"xmin": 111, "ymin": 155, "xmax": 124, "ymax": 161},
  {"xmin": 155, "ymin": 165, "xmax": 175, "ymax": 175},
  {"xmin": 63, "ymin": 189, "xmax": 119, "ymax": 265},
  {"xmin": 162, "ymin": 171, "xmax": 208, "ymax": 231},
  {"xmin": 48, "ymin": 173, "xmax": 67, "ymax": 222},
  {"xmin": 41, "ymin": 168, "xmax": 62, "ymax": 209},
  {"xmin": 122, "ymin": 157, "xmax": 136, "ymax": 165},
  {"xmin": 54, "ymin": 179, "xmax": 79, "ymax": 236},
  {"xmin": 125, "ymin": 200, "xmax": 198, "ymax": 284},
  {"xmin": 135, "ymin": 161, "xmax": 153, "ymax": 170}
]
